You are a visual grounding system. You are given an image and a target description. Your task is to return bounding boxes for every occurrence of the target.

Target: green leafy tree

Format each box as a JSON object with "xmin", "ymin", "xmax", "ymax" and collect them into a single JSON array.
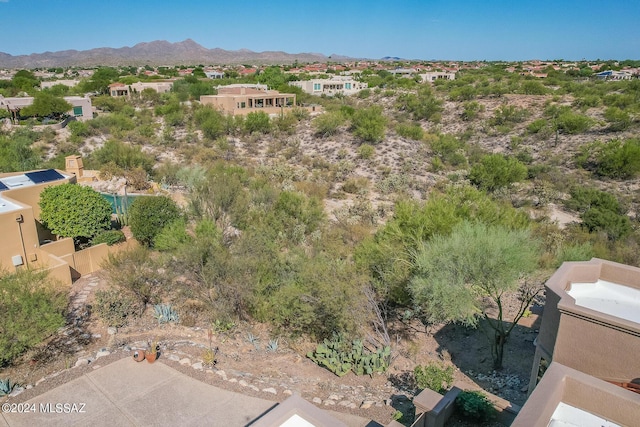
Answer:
[
  {"xmin": 39, "ymin": 183, "xmax": 112, "ymax": 241},
  {"xmin": 0, "ymin": 269, "xmax": 66, "ymax": 366},
  {"xmin": 82, "ymin": 67, "xmax": 119, "ymax": 94},
  {"xmin": 11, "ymin": 70, "xmax": 39, "ymax": 94},
  {"xmin": 129, "ymin": 195, "xmax": 181, "ymax": 247},
  {"xmin": 410, "ymin": 221, "xmax": 540, "ymax": 368},
  {"xmin": 20, "ymin": 91, "xmax": 71, "ymax": 120},
  {"xmin": 469, "ymin": 154, "xmax": 528, "ymax": 192}
]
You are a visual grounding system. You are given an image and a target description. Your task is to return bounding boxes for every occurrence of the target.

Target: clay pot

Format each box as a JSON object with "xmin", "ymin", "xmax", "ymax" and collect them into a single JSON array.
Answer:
[
  {"xmin": 145, "ymin": 349, "xmax": 158, "ymax": 363},
  {"xmin": 132, "ymin": 350, "xmax": 146, "ymax": 362}
]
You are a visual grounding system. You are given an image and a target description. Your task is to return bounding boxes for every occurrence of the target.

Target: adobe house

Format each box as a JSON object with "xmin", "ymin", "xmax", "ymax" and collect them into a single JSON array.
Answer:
[
  {"xmin": 0, "ymin": 164, "xmax": 133, "ymax": 285},
  {"xmin": 0, "ymin": 169, "xmax": 76, "ymax": 283},
  {"xmin": 200, "ymin": 85, "xmax": 296, "ymax": 116},
  {"xmin": 513, "ymin": 258, "xmax": 640, "ymax": 426},
  {"xmin": 0, "ymin": 95, "xmax": 93, "ymax": 122},
  {"xmin": 290, "ymin": 76, "xmax": 368, "ymax": 96}
]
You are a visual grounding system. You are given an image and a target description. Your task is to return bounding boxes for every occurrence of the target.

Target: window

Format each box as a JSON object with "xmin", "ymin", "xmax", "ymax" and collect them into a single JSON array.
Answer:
[
  {"xmin": 73, "ymin": 106, "xmax": 83, "ymax": 116},
  {"xmin": 345, "ymin": 83, "xmax": 352, "ymax": 90},
  {"xmin": 313, "ymin": 83, "xmax": 321, "ymax": 91}
]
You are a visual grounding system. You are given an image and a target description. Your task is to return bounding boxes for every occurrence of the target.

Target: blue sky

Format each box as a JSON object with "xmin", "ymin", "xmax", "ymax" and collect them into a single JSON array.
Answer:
[{"xmin": 1, "ymin": 0, "xmax": 638, "ymax": 61}]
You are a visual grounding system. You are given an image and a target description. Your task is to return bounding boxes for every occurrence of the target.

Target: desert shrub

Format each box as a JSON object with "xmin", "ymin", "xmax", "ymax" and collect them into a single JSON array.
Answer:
[
  {"xmin": 397, "ymin": 86, "xmax": 443, "ymax": 122},
  {"xmin": 396, "ymin": 122, "xmax": 424, "ymax": 140},
  {"xmin": 555, "ymin": 111, "xmax": 593, "ymax": 134},
  {"xmin": 566, "ymin": 187, "xmax": 631, "ymax": 240},
  {"xmin": 356, "ymin": 88, "xmax": 371, "ymax": 99},
  {"xmin": 489, "ymin": 104, "xmax": 528, "ymax": 126},
  {"xmin": 469, "ymin": 154, "xmax": 527, "ymax": 191},
  {"xmin": 0, "ymin": 270, "xmax": 66, "ymax": 366},
  {"xmin": 313, "ymin": 111, "xmax": 345, "ymax": 137},
  {"xmin": 153, "ymin": 219, "xmax": 191, "ymax": 252},
  {"xmin": 194, "ymin": 106, "xmax": 227, "ymax": 140},
  {"xmin": 351, "ymin": 106, "xmax": 386, "ymax": 143},
  {"xmin": 342, "ymin": 177, "xmax": 370, "ymax": 194},
  {"xmin": 461, "ymin": 101, "xmax": 484, "ymax": 121},
  {"xmin": 92, "ymin": 229, "xmax": 126, "ymax": 246},
  {"xmin": 94, "ymin": 288, "xmax": 142, "ymax": 327},
  {"xmin": 521, "ymin": 80, "xmax": 548, "ymax": 95},
  {"xmin": 594, "ymin": 139, "xmax": 640, "ymax": 179},
  {"xmin": 89, "ymin": 140, "xmax": 154, "ymax": 173},
  {"xmin": 102, "ymin": 246, "xmax": 169, "ymax": 308},
  {"xmin": 272, "ymin": 112, "xmax": 298, "ymax": 134},
  {"xmin": 455, "ymin": 390, "xmax": 497, "ymax": 422},
  {"xmin": 244, "ymin": 111, "xmax": 271, "ymax": 134},
  {"xmin": 67, "ymin": 120, "xmax": 91, "ymax": 137},
  {"xmin": 555, "ymin": 243, "xmax": 595, "ymax": 267},
  {"xmin": 449, "ymin": 85, "xmax": 477, "ymax": 101},
  {"xmin": 430, "ymin": 134, "xmax": 467, "ymax": 167},
  {"xmin": 129, "ymin": 195, "xmax": 181, "ymax": 247},
  {"xmin": 414, "ymin": 362, "xmax": 454, "ymax": 394},
  {"xmin": 358, "ymin": 144, "xmax": 375, "ymax": 160},
  {"xmin": 604, "ymin": 107, "xmax": 632, "ymax": 131},
  {"xmin": 526, "ymin": 118, "xmax": 548, "ymax": 134}
]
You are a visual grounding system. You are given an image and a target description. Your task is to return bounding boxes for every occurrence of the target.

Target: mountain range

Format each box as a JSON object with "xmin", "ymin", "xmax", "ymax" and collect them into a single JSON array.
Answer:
[{"xmin": 0, "ymin": 39, "xmax": 356, "ymax": 68}]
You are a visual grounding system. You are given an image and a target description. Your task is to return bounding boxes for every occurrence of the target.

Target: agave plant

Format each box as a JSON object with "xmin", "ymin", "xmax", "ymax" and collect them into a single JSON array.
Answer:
[
  {"xmin": 153, "ymin": 303, "xmax": 179, "ymax": 324},
  {"xmin": 266, "ymin": 339, "xmax": 279, "ymax": 352},
  {"xmin": 246, "ymin": 332, "xmax": 260, "ymax": 351},
  {"xmin": 0, "ymin": 378, "xmax": 17, "ymax": 396}
]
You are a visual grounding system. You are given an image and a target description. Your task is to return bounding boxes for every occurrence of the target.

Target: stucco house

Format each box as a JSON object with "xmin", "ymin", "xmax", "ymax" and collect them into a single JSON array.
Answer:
[
  {"xmin": 419, "ymin": 72, "xmax": 456, "ymax": 83},
  {"xmin": 0, "ymin": 95, "xmax": 93, "ymax": 122},
  {"xmin": 513, "ymin": 258, "xmax": 640, "ymax": 426},
  {"xmin": 200, "ymin": 85, "xmax": 296, "ymax": 116},
  {"xmin": 109, "ymin": 81, "xmax": 174, "ymax": 97},
  {"xmin": 289, "ymin": 76, "xmax": 368, "ymax": 97},
  {"xmin": 0, "ymin": 158, "xmax": 134, "ymax": 285}
]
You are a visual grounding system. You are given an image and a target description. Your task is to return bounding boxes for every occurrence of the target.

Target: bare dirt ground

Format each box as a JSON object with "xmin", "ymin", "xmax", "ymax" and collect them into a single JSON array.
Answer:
[{"xmin": 1, "ymin": 271, "xmax": 542, "ymax": 426}]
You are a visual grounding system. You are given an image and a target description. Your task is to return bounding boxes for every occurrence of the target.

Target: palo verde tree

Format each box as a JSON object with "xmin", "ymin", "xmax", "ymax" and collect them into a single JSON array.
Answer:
[
  {"xmin": 409, "ymin": 221, "xmax": 541, "ymax": 369},
  {"xmin": 39, "ymin": 183, "xmax": 112, "ymax": 244}
]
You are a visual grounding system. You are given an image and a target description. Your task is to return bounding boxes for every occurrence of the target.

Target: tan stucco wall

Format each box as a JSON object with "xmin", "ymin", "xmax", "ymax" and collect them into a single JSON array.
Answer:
[
  {"xmin": 0, "ymin": 206, "xmax": 39, "ymax": 271},
  {"xmin": 514, "ymin": 363, "xmax": 640, "ymax": 427},
  {"xmin": 535, "ymin": 259, "xmax": 640, "ymax": 383}
]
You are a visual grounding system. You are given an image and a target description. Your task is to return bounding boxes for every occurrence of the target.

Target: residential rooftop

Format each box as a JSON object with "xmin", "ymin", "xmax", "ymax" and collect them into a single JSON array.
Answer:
[{"xmin": 567, "ymin": 279, "xmax": 640, "ymax": 324}]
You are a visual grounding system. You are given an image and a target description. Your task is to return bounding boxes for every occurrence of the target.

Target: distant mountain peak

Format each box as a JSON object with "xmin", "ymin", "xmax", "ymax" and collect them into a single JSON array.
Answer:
[{"xmin": 0, "ymin": 39, "xmax": 353, "ymax": 68}]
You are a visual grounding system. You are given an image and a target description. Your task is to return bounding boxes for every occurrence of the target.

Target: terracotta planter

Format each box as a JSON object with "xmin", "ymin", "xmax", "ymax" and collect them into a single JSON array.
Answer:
[
  {"xmin": 145, "ymin": 350, "xmax": 158, "ymax": 363},
  {"xmin": 132, "ymin": 350, "xmax": 146, "ymax": 362}
]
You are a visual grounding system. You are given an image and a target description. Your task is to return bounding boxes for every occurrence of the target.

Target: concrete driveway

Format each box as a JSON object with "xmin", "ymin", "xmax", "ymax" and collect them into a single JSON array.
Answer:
[{"xmin": 1, "ymin": 357, "xmax": 276, "ymax": 427}]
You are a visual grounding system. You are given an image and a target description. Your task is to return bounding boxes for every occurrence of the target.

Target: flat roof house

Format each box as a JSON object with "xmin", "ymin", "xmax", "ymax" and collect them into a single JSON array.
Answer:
[
  {"xmin": 0, "ymin": 169, "xmax": 75, "ymax": 283},
  {"xmin": 200, "ymin": 85, "xmax": 296, "ymax": 116},
  {"xmin": 289, "ymin": 76, "xmax": 368, "ymax": 97},
  {"xmin": 0, "ymin": 160, "xmax": 135, "ymax": 285},
  {"xmin": 0, "ymin": 95, "xmax": 93, "ymax": 122},
  {"xmin": 513, "ymin": 258, "xmax": 640, "ymax": 426},
  {"xmin": 420, "ymin": 72, "xmax": 456, "ymax": 83}
]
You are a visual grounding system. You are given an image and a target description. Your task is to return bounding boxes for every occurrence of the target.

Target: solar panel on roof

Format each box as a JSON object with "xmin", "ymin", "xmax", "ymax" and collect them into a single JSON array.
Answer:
[
  {"xmin": 25, "ymin": 169, "xmax": 65, "ymax": 184},
  {"xmin": 0, "ymin": 181, "xmax": 8, "ymax": 192}
]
